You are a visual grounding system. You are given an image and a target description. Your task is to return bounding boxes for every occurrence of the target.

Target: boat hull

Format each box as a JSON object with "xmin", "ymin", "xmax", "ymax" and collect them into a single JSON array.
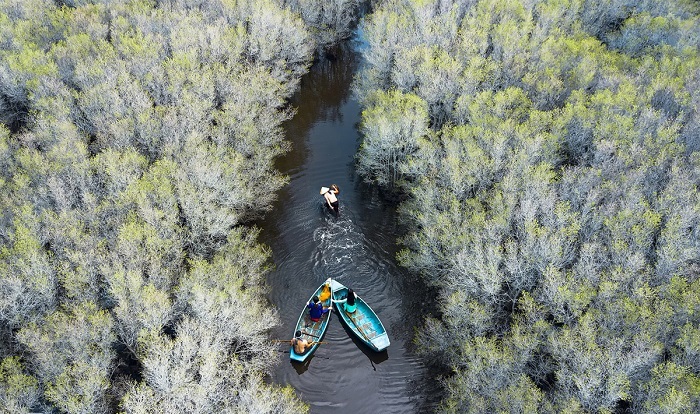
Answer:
[
  {"xmin": 330, "ymin": 279, "xmax": 390, "ymax": 352},
  {"xmin": 290, "ymin": 278, "xmax": 333, "ymax": 362}
]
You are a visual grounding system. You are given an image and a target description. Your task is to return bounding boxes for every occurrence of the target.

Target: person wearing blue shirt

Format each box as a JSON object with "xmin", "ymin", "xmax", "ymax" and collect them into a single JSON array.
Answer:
[{"xmin": 307, "ymin": 295, "xmax": 330, "ymax": 322}]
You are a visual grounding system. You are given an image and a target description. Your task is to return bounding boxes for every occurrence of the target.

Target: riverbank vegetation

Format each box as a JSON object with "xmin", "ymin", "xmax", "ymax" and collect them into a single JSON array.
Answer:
[
  {"xmin": 0, "ymin": 0, "xmax": 364, "ymax": 411},
  {"xmin": 355, "ymin": 0, "xmax": 700, "ymax": 412},
  {"xmin": 278, "ymin": 0, "xmax": 363, "ymax": 54}
]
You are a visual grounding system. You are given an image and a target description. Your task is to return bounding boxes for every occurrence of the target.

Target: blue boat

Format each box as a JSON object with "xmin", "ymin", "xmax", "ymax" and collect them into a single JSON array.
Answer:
[
  {"xmin": 330, "ymin": 279, "xmax": 390, "ymax": 352},
  {"xmin": 290, "ymin": 278, "xmax": 333, "ymax": 362}
]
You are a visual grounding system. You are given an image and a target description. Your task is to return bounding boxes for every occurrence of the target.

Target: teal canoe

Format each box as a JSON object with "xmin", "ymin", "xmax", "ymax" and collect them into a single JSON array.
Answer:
[
  {"xmin": 290, "ymin": 278, "xmax": 333, "ymax": 362},
  {"xmin": 330, "ymin": 279, "xmax": 390, "ymax": 352}
]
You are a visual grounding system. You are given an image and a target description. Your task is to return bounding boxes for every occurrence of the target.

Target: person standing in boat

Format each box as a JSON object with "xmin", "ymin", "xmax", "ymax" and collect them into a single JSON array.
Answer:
[
  {"xmin": 307, "ymin": 295, "xmax": 331, "ymax": 322},
  {"xmin": 320, "ymin": 184, "xmax": 340, "ymax": 216},
  {"xmin": 334, "ymin": 288, "xmax": 357, "ymax": 313}
]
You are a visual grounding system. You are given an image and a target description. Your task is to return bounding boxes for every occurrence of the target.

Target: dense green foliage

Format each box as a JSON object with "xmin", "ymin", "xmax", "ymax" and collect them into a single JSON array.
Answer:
[
  {"xmin": 355, "ymin": 0, "xmax": 700, "ymax": 412},
  {"xmin": 0, "ymin": 0, "xmax": 353, "ymax": 412}
]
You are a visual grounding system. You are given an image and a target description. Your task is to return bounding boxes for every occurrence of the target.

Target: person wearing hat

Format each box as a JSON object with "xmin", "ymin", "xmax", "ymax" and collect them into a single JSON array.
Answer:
[
  {"xmin": 291, "ymin": 330, "xmax": 313, "ymax": 354},
  {"xmin": 307, "ymin": 295, "xmax": 331, "ymax": 322},
  {"xmin": 320, "ymin": 184, "xmax": 340, "ymax": 216}
]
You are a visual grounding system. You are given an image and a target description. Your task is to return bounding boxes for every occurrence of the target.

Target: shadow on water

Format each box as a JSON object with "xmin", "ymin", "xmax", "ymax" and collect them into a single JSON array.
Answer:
[
  {"xmin": 336, "ymin": 318, "xmax": 390, "ymax": 368},
  {"xmin": 292, "ymin": 360, "xmax": 310, "ymax": 375},
  {"xmin": 290, "ymin": 353, "xmax": 332, "ymax": 375}
]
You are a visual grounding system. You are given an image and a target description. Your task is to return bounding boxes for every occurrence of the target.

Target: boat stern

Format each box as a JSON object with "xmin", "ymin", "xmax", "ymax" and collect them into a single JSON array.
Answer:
[{"xmin": 370, "ymin": 333, "xmax": 390, "ymax": 352}]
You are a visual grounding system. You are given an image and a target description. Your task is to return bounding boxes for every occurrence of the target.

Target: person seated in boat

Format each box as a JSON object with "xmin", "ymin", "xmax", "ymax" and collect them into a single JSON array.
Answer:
[
  {"xmin": 291, "ymin": 330, "xmax": 313, "ymax": 354},
  {"xmin": 334, "ymin": 288, "xmax": 357, "ymax": 313},
  {"xmin": 320, "ymin": 184, "xmax": 340, "ymax": 216},
  {"xmin": 318, "ymin": 281, "xmax": 331, "ymax": 302},
  {"xmin": 307, "ymin": 295, "xmax": 331, "ymax": 322}
]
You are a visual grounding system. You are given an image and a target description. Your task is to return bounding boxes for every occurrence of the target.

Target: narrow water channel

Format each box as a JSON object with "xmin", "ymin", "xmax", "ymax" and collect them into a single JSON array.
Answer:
[{"xmin": 257, "ymin": 40, "xmax": 436, "ymax": 413}]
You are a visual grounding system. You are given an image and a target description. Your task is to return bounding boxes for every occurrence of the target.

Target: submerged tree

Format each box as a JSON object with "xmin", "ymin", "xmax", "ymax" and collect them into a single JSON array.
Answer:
[
  {"xmin": 276, "ymin": 0, "xmax": 363, "ymax": 54},
  {"xmin": 0, "ymin": 0, "xmax": 319, "ymax": 412},
  {"xmin": 357, "ymin": 89, "xmax": 429, "ymax": 186},
  {"xmin": 355, "ymin": 0, "xmax": 700, "ymax": 411}
]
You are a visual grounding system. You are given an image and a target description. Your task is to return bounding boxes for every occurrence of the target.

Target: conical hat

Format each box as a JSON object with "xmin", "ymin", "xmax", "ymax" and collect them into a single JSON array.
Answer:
[{"xmin": 320, "ymin": 186, "xmax": 329, "ymax": 194}]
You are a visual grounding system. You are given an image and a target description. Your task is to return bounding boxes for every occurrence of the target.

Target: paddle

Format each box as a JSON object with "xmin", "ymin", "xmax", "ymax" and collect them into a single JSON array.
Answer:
[
  {"xmin": 349, "ymin": 311, "xmax": 372, "ymax": 344},
  {"xmin": 272, "ymin": 339, "xmax": 327, "ymax": 344}
]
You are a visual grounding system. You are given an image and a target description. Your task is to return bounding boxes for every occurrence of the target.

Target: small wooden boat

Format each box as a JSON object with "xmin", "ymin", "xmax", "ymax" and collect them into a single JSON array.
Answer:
[
  {"xmin": 330, "ymin": 279, "xmax": 390, "ymax": 352},
  {"xmin": 290, "ymin": 278, "xmax": 333, "ymax": 362}
]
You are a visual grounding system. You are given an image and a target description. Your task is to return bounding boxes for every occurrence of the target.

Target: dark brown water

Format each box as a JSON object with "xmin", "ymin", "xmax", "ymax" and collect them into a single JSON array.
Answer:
[{"xmin": 258, "ymin": 41, "xmax": 436, "ymax": 413}]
